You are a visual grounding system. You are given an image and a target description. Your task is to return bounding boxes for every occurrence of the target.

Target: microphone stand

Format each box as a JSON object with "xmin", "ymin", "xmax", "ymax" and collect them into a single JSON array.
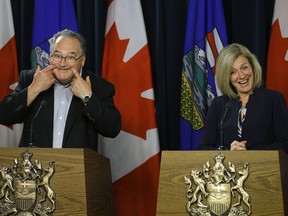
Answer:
[
  {"xmin": 218, "ymin": 103, "xmax": 230, "ymax": 150},
  {"xmin": 28, "ymin": 100, "xmax": 46, "ymax": 147}
]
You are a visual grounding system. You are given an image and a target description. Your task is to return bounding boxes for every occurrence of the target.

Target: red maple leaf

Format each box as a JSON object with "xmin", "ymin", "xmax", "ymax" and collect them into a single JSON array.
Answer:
[
  {"xmin": 102, "ymin": 23, "xmax": 157, "ymax": 140},
  {"xmin": 266, "ymin": 19, "xmax": 288, "ymax": 103}
]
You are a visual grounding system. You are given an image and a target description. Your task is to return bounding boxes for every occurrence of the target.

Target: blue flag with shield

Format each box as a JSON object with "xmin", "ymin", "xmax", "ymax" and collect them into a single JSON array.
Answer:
[
  {"xmin": 31, "ymin": 0, "xmax": 78, "ymax": 69},
  {"xmin": 180, "ymin": 0, "xmax": 228, "ymax": 150}
]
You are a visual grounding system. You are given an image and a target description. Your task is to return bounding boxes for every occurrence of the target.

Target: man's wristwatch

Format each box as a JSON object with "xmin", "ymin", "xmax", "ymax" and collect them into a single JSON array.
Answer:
[{"xmin": 82, "ymin": 94, "xmax": 92, "ymax": 104}]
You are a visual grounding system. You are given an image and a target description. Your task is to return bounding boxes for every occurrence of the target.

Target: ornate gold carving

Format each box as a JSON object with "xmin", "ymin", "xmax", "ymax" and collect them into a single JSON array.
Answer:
[
  {"xmin": 0, "ymin": 150, "xmax": 56, "ymax": 215},
  {"xmin": 184, "ymin": 153, "xmax": 251, "ymax": 215}
]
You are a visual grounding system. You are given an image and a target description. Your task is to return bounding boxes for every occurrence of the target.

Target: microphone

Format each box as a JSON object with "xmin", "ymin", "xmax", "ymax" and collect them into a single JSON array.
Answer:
[
  {"xmin": 28, "ymin": 100, "xmax": 47, "ymax": 147},
  {"xmin": 218, "ymin": 102, "xmax": 230, "ymax": 150}
]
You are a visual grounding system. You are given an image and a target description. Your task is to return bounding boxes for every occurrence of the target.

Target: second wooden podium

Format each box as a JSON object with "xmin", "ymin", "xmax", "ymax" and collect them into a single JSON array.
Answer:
[{"xmin": 156, "ymin": 150, "xmax": 288, "ymax": 216}]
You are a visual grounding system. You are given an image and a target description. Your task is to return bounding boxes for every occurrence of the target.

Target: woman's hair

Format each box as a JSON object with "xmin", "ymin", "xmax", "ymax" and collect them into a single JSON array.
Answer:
[
  {"xmin": 215, "ymin": 43, "xmax": 263, "ymax": 99},
  {"xmin": 49, "ymin": 29, "xmax": 86, "ymax": 56}
]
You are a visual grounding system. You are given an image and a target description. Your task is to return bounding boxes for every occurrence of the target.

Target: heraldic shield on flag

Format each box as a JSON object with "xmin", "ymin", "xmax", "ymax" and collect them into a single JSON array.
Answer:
[{"xmin": 184, "ymin": 153, "xmax": 251, "ymax": 216}]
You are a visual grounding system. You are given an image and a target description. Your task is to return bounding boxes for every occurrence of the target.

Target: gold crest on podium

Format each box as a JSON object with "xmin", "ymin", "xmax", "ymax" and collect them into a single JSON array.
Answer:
[
  {"xmin": 184, "ymin": 153, "xmax": 251, "ymax": 216},
  {"xmin": 0, "ymin": 150, "xmax": 56, "ymax": 216}
]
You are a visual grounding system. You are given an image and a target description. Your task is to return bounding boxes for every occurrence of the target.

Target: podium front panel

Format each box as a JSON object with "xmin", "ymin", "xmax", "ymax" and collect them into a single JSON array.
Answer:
[
  {"xmin": 0, "ymin": 148, "xmax": 114, "ymax": 216},
  {"xmin": 156, "ymin": 150, "xmax": 287, "ymax": 216}
]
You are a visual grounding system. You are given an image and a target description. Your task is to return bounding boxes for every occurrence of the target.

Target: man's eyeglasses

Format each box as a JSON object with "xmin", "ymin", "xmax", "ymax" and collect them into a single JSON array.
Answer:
[{"xmin": 50, "ymin": 53, "xmax": 83, "ymax": 63}]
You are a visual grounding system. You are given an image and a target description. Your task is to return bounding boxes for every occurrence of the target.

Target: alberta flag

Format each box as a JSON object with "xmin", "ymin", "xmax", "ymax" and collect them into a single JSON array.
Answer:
[
  {"xmin": 0, "ymin": 0, "xmax": 22, "ymax": 147},
  {"xmin": 31, "ymin": 0, "xmax": 78, "ymax": 68},
  {"xmin": 180, "ymin": 0, "xmax": 228, "ymax": 150},
  {"xmin": 266, "ymin": 0, "xmax": 288, "ymax": 103},
  {"xmin": 99, "ymin": 0, "xmax": 160, "ymax": 215}
]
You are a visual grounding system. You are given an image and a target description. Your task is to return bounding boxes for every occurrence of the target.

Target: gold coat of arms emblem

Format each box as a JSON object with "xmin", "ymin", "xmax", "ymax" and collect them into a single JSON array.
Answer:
[
  {"xmin": 184, "ymin": 153, "xmax": 251, "ymax": 216},
  {"xmin": 0, "ymin": 150, "xmax": 56, "ymax": 216}
]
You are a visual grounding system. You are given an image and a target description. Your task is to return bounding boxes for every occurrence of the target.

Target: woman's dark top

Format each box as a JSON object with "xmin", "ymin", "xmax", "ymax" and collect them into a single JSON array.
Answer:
[{"xmin": 198, "ymin": 88, "xmax": 288, "ymax": 153}]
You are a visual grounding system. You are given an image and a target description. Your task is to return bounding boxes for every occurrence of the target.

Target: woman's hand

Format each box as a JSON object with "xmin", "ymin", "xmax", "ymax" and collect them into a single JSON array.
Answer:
[{"xmin": 230, "ymin": 140, "xmax": 247, "ymax": 150}]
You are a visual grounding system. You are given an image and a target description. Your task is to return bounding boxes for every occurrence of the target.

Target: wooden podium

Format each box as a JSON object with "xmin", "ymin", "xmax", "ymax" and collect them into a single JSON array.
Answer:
[
  {"xmin": 0, "ymin": 148, "xmax": 115, "ymax": 216},
  {"xmin": 156, "ymin": 150, "xmax": 288, "ymax": 216}
]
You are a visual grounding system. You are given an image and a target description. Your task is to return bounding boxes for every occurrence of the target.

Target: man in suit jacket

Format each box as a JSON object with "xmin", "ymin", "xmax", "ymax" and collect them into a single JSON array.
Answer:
[{"xmin": 0, "ymin": 29, "xmax": 121, "ymax": 151}]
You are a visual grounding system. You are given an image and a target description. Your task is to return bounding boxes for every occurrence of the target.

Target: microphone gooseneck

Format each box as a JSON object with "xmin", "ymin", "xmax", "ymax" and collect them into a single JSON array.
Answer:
[
  {"xmin": 219, "ymin": 103, "xmax": 230, "ymax": 150},
  {"xmin": 28, "ymin": 100, "xmax": 47, "ymax": 147}
]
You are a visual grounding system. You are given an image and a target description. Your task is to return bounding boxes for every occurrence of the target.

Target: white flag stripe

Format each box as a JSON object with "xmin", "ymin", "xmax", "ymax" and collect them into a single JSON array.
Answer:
[
  {"xmin": 0, "ymin": 0, "xmax": 15, "ymax": 48},
  {"xmin": 213, "ymin": 28, "xmax": 224, "ymax": 53},
  {"xmin": 105, "ymin": 0, "xmax": 147, "ymax": 62},
  {"xmin": 272, "ymin": 0, "xmax": 288, "ymax": 37},
  {"xmin": 0, "ymin": 0, "xmax": 22, "ymax": 148},
  {"xmin": 99, "ymin": 128, "xmax": 159, "ymax": 182},
  {"xmin": 141, "ymin": 88, "xmax": 155, "ymax": 100},
  {"xmin": 0, "ymin": 125, "xmax": 23, "ymax": 147},
  {"xmin": 206, "ymin": 40, "xmax": 215, "ymax": 69}
]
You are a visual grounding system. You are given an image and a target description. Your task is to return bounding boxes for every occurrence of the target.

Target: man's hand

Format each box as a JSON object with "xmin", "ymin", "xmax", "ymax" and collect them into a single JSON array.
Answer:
[
  {"xmin": 27, "ymin": 65, "xmax": 56, "ymax": 106},
  {"xmin": 70, "ymin": 68, "xmax": 92, "ymax": 100}
]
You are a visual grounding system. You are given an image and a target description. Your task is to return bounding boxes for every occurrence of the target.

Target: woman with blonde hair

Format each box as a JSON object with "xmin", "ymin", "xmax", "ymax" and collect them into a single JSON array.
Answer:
[{"xmin": 198, "ymin": 43, "xmax": 288, "ymax": 152}]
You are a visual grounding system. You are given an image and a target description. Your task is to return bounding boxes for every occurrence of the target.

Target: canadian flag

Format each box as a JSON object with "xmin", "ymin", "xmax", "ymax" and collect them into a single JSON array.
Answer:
[
  {"xmin": 0, "ymin": 0, "xmax": 22, "ymax": 147},
  {"xmin": 99, "ymin": 0, "xmax": 160, "ymax": 215},
  {"xmin": 266, "ymin": 0, "xmax": 288, "ymax": 103}
]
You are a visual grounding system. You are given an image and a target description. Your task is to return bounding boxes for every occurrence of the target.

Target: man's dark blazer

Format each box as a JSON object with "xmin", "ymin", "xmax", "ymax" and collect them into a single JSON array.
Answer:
[{"xmin": 0, "ymin": 69, "xmax": 121, "ymax": 151}]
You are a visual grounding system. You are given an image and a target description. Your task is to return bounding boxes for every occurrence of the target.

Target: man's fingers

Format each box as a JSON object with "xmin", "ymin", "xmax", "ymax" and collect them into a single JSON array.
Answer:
[
  {"xmin": 35, "ymin": 65, "xmax": 42, "ymax": 75},
  {"xmin": 71, "ymin": 68, "xmax": 81, "ymax": 79},
  {"xmin": 86, "ymin": 76, "xmax": 91, "ymax": 83},
  {"xmin": 36, "ymin": 65, "xmax": 56, "ymax": 75}
]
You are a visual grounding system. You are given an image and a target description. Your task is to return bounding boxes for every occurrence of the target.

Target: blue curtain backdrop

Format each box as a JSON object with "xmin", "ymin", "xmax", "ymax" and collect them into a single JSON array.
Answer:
[{"xmin": 10, "ymin": 0, "xmax": 275, "ymax": 150}]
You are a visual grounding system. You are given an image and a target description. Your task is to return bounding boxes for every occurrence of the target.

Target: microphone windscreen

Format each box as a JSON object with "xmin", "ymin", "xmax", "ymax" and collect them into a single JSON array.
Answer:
[
  {"xmin": 225, "ymin": 102, "xmax": 230, "ymax": 109},
  {"xmin": 40, "ymin": 100, "xmax": 47, "ymax": 107}
]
